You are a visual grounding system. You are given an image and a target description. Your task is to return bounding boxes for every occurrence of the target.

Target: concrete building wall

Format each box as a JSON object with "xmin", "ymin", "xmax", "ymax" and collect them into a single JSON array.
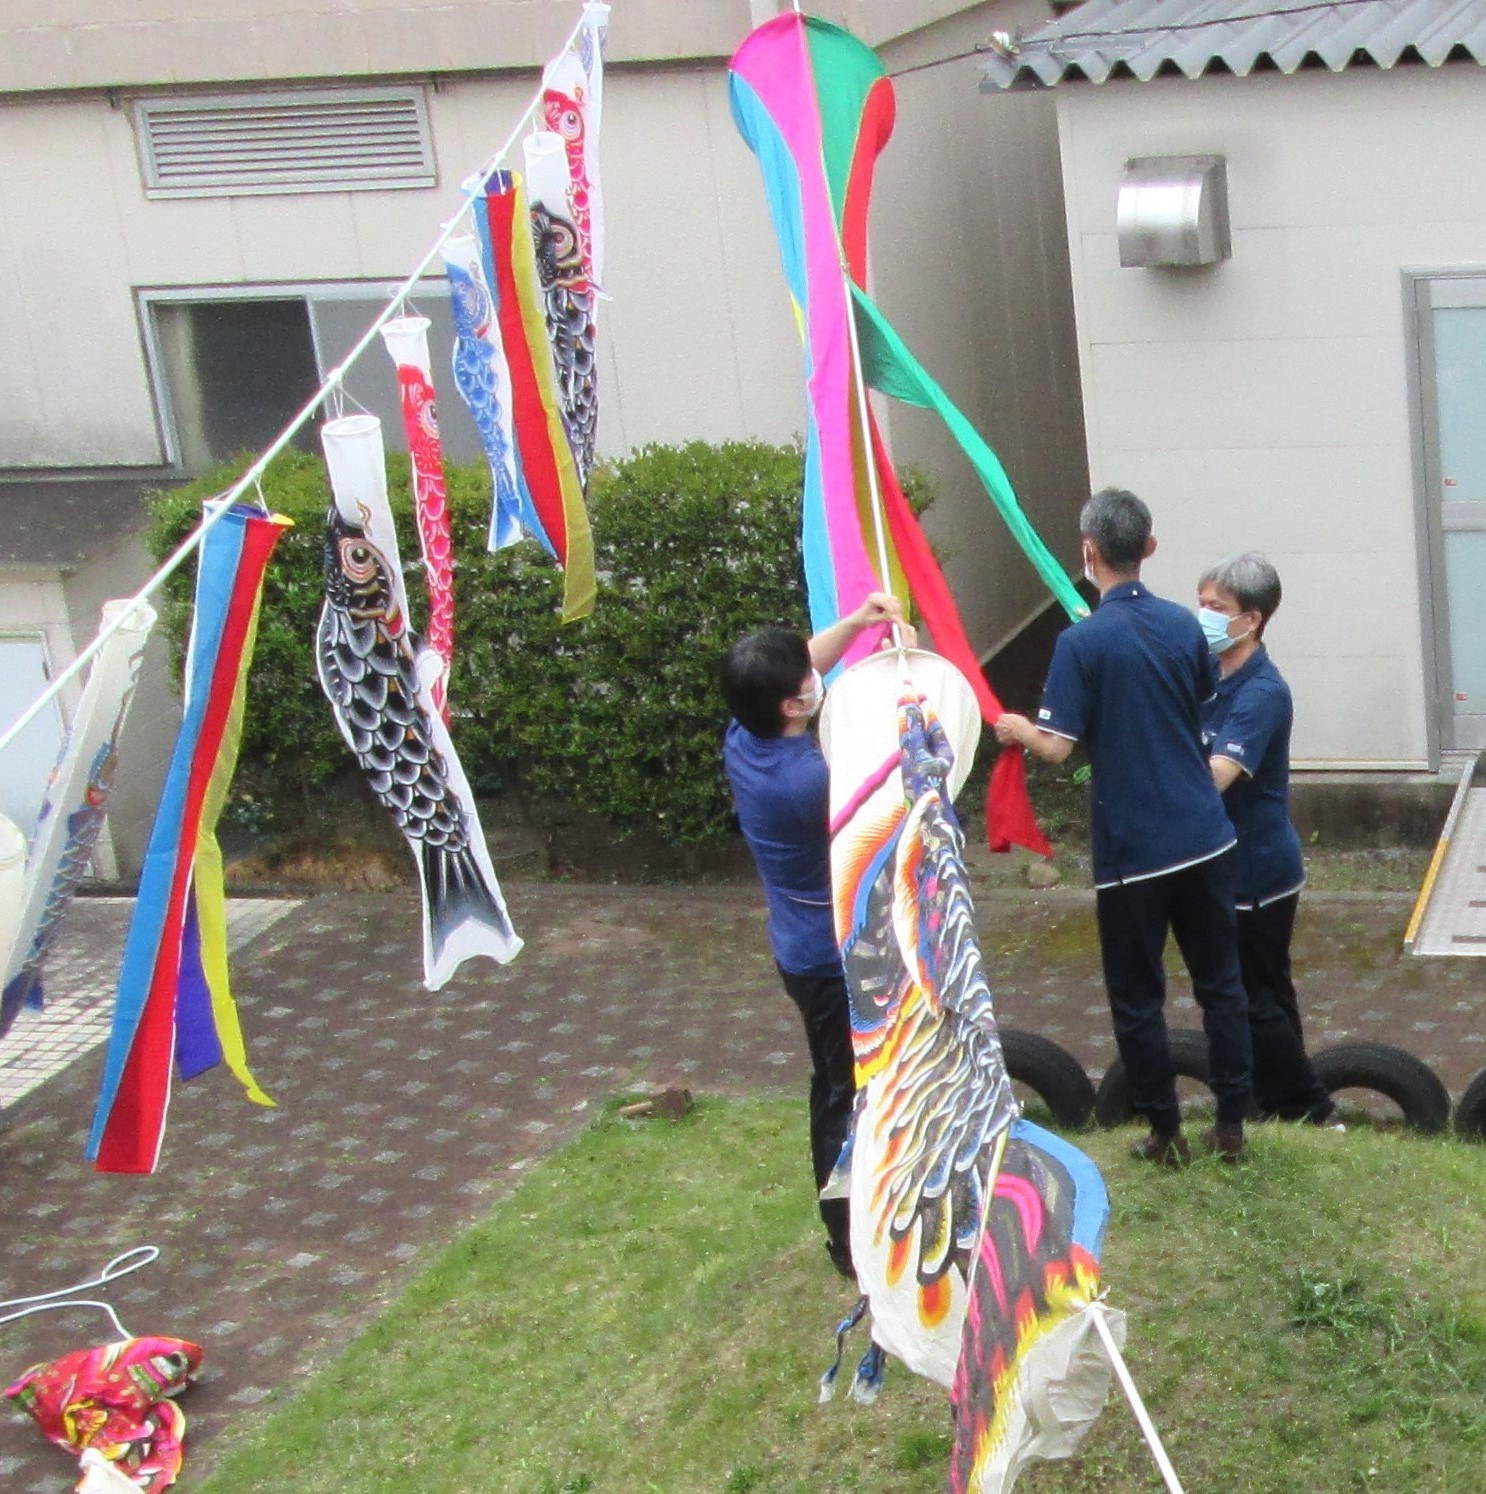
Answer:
[
  {"xmin": 1054, "ymin": 63, "xmax": 1486, "ymax": 768},
  {"xmin": 0, "ymin": 573, "xmax": 84, "ymax": 856},
  {"xmin": 0, "ymin": 0, "xmax": 1019, "ymax": 91},
  {"xmin": 0, "ymin": 1, "xmax": 762, "ymax": 91},
  {"xmin": 0, "ymin": 66, "xmax": 804, "ymax": 470}
]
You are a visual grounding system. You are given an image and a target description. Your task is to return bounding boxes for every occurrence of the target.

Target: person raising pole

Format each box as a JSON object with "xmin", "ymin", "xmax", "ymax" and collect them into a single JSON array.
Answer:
[
  {"xmin": 720, "ymin": 593, "xmax": 915, "ymax": 1277},
  {"xmin": 995, "ymin": 488, "xmax": 1253, "ymax": 1165}
]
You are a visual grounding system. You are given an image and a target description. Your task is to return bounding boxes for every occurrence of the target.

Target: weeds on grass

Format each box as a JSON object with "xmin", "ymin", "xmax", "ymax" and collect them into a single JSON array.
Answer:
[
  {"xmin": 1289, "ymin": 1267, "xmax": 1486, "ymax": 1443},
  {"xmin": 1292, "ymin": 1272, "xmax": 1404, "ymax": 1345}
]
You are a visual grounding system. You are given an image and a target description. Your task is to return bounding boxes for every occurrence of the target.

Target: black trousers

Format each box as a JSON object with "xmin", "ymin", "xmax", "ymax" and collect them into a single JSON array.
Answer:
[
  {"xmin": 1095, "ymin": 851, "xmax": 1253, "ymax": 1131},
  {"xmin": 1237, "ymin": 893, "xmax": 1333, "ymax": 1121},
  {"xmin": 777, "ymin": 965, "xmax": 855, "ymax": 1253}
]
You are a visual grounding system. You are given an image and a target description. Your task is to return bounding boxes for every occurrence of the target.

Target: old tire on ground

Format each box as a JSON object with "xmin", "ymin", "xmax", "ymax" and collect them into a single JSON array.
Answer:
[
  {"xmin": 1311, "ymin": 1041, "xmax": 1451, "ymax": 1134},
  {"xmin": 1454, "ymin": 1066, "xmax": 1486, "ymax": 1140},
  {"xmin": 1093, "ymin": 1027, "xmax": 1210, "ymax": 1128},
  {"xmin": 1000, "ymin": 1029, "xmax": 1096, "ymax": 1130}
]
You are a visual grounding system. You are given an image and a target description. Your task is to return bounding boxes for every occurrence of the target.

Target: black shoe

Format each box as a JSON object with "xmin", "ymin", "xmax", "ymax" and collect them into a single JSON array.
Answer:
[{"xmin": 1129, "ymin": 1131, "xmax": 1191, "ymax": 1168}]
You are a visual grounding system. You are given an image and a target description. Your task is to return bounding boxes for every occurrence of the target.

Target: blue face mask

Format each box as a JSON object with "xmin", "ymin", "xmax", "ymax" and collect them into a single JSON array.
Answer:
[{"xmin": 1199, "ymin": 606, "xmax": 1247, "ymax": 655}]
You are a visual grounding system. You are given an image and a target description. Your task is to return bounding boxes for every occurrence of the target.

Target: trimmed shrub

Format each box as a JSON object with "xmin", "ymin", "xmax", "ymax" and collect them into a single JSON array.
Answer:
[{"xmin": 147, "ymin": 440, "xmax": 824, "ymax": 844}]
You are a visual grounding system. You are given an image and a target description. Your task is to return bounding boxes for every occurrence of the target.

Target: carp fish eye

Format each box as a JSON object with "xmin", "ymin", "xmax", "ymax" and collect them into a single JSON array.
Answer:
[{"xmin": 340, "ymin": 539, "xmax": 380, "ymax": 582}]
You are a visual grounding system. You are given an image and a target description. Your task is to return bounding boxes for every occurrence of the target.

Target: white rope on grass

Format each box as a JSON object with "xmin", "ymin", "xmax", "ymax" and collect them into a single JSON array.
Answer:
[
  {"xmin": 0, "ymin": 0, "xmax": 606, "ymax": 765},
  {"xmin": 0, "ymin": 1245, "xmax": 161, "ymax": 1342}
]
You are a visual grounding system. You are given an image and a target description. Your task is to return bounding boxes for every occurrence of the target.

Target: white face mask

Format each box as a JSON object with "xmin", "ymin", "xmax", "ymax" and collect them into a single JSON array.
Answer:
[
  {"xmin": 1199, "ymin": 606, "xmax": 1252, "ymax": 656},
  {"xmin": 792, "ymin": 668, "xmax": 824, "ymax": 717}
]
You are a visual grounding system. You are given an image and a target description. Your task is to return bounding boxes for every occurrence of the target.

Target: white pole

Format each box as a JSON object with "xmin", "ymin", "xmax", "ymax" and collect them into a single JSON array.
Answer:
[
  {"xmin": 1086, "ymin": 1302, "xmax": 1187, "ymax": 1494},
  {"xmin": 0, "ymin": 0, "xmax": 602, "ymax": 763}
]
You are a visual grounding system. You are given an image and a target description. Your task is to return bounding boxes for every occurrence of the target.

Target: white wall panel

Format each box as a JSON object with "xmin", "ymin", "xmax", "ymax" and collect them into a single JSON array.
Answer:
[
  {"xmin": 0, "ymin": 1, "xmax": 762, "ymax": 93},
  {"xmin": 1057, "ymin": 64, "xmax": 1486, "ymax": 766},
  {"xmin": 0, "ymin": 100, "xmax": 162, "ymax": 465},
  {"xmin": 1086, "ymin": 336, "xmax": 1406, "ymax": 454}
]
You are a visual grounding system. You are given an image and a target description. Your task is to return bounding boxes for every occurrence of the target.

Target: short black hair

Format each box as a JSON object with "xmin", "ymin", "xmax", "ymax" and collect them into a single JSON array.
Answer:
[
  {"xmin": 1080, "ymin": 487, "xmax": 1151, "ymax": 572},
  {"xmin": 720, "ymin": 627, "xmax": 810, "ymax": 738}
]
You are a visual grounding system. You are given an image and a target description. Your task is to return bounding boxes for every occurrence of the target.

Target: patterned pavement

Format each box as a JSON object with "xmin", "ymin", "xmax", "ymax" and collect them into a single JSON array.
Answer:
[
  {"xmin": 0, "ymin": 900, "xmax": 300, "ymax": 1110},
  {"xmin": 1, "ymin": 881, "xmax": 1483, "ymax": 1491}
]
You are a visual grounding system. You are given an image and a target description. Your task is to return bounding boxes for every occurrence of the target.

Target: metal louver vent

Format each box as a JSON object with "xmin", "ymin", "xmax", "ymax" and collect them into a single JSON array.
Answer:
[{"xmin": 134, "ymin": 86, "xmax": 436, "ymax": 198}]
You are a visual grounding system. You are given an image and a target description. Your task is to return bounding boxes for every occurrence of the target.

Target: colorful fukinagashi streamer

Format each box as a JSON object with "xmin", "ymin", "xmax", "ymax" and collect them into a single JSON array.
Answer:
[
  {"xmin": 476, "ymin": 169, "xmax": 596, "ymax": 621},
  {"xmin": 821, "ymin": 648, "xmax": 1116, "ymax": 1492},
  {"xmin": 316, "ymin": 413, "xmax": 522, "ymax": 990},
  {"xmin": 380, "ymin": 315, "xmax": 455, "ymax": 721},
  {"xmin": 89, "ymin": 506, "xmax": 289, "ymax": 1175},
  {"xmin": 729, "ymin": 11, "xmax": 1089, "ymax": 857}
]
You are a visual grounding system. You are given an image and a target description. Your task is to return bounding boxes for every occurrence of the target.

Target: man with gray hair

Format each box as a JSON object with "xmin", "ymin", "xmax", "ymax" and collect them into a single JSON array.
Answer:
[
  {"xmin": 995, "ymin": 488, "xmax": 1253, "ymax": 1164},
  {"xmin": 1198, "ymin": 553, "xmax": 1338, "ymax": 1126}
]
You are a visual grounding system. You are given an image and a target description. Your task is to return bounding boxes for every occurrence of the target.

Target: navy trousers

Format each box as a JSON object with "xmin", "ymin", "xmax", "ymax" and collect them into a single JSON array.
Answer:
[
  {"xmin": 777, "ymin": 966, "xmax": 855, "ymax": 1258},
  {"xmin": 1095, "ymin": 851, "xmax": 1253, "ymax": 1131},
  {"xmin": 1238, "ymin": 893, "xmax": 1334, "ymax": 1121}
]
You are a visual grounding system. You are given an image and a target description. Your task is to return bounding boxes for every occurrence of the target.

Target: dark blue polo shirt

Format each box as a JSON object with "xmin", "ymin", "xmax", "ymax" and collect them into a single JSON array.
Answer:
[
  {"xmin": 1200, "ymin": 647, "xmax": 1306, "ymax": 909},
  {"xmin": 1038, "ymin": 580, "xmax": 1235, "ymax": 887},
  {"xmin": 723, "ymin": 720, "xmax": 841, "ymax": 976}
]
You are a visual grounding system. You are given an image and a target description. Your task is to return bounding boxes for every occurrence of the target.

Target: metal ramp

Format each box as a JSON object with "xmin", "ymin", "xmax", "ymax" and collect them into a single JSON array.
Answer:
[{"xmin": 1405, "ymin": 751, "xmax": 1486, "ymax": 955}]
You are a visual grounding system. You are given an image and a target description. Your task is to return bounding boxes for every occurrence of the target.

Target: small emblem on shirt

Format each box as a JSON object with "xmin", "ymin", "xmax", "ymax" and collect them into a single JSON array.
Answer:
[
  {"xmin": 1226, "ymin": 742, "xmax": 1244, "ymax": 754},
  {"xmin": 1037, "ymin": 708, "xmax": 1051, "ymax": 721}
]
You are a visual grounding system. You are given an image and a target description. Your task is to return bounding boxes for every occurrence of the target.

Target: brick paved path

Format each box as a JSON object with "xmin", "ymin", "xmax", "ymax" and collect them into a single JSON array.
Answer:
[{"xmin": 1, "ymin": 883, "xmax": 1481, "ymax": 1491}]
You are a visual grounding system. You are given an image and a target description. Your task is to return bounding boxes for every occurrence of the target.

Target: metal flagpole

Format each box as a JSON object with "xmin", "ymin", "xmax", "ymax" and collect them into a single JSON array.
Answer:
[{"xmin": 0, "ymin": 0, "xmax": 604, "ymax": 764}]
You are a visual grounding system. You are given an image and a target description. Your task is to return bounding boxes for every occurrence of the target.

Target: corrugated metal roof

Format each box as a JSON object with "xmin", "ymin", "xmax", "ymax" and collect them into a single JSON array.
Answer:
[{"xmin": 979, "ymin": 0, "xmax": 1486, "ymax": 89}]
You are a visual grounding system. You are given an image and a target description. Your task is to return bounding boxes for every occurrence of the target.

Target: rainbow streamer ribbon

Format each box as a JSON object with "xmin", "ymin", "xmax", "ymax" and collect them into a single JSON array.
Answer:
[
  {"xmin": 729, "ymin": 12, "xmax": 1089, "ymax": 856},
  {"xmin": 88, "ymin": 504, "xmax": 290, "ymax": 1175}
]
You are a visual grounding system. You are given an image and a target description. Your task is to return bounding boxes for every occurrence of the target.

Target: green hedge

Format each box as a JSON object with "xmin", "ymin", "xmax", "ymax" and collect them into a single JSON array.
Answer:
[{"xmin": 147, "ymin": 440, "xmax": 851, "ymax": 844}]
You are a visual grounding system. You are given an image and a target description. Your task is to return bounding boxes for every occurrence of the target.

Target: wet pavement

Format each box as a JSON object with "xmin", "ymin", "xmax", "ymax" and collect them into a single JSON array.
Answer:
[{"xmin": 1, "ymin": 880, "xmax": 1483, "ymax": 1491}]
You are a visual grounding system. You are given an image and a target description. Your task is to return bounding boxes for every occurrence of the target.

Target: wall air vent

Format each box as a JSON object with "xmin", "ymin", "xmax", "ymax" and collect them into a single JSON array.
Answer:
[{"xmin": 133, "ymin": 86, "xmax": 436, "ymax": 198}]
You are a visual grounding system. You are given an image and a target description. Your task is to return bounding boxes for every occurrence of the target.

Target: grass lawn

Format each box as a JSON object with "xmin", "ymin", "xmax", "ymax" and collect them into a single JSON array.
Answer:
[{"xmin": 196, "ymin": 1099, "xmax": 1486, "ymax": 1494}]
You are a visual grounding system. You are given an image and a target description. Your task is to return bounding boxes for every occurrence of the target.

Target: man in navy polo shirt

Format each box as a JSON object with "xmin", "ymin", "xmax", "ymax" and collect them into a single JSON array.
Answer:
[
  {"xmin": 1198, "ymin": 553, "xmax": 1337, "ymax": 1126},
  {"xmin": 721, "ymin": 592, "xmax": 911, "ymax": 1276},
  {"xmin": 995, "ymin": 488, "xmax": 1252, "ymax": 1165}
]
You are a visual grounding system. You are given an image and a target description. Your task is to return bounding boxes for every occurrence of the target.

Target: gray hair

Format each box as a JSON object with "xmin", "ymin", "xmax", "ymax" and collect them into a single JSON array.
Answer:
[
  {"xmin": 1200, "ymin": 552, "xmax": 1282, "ymax": 635},
  {"xmin": 1079, "ymin": 487, "xmax": 1151, "ymax": 571}
]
